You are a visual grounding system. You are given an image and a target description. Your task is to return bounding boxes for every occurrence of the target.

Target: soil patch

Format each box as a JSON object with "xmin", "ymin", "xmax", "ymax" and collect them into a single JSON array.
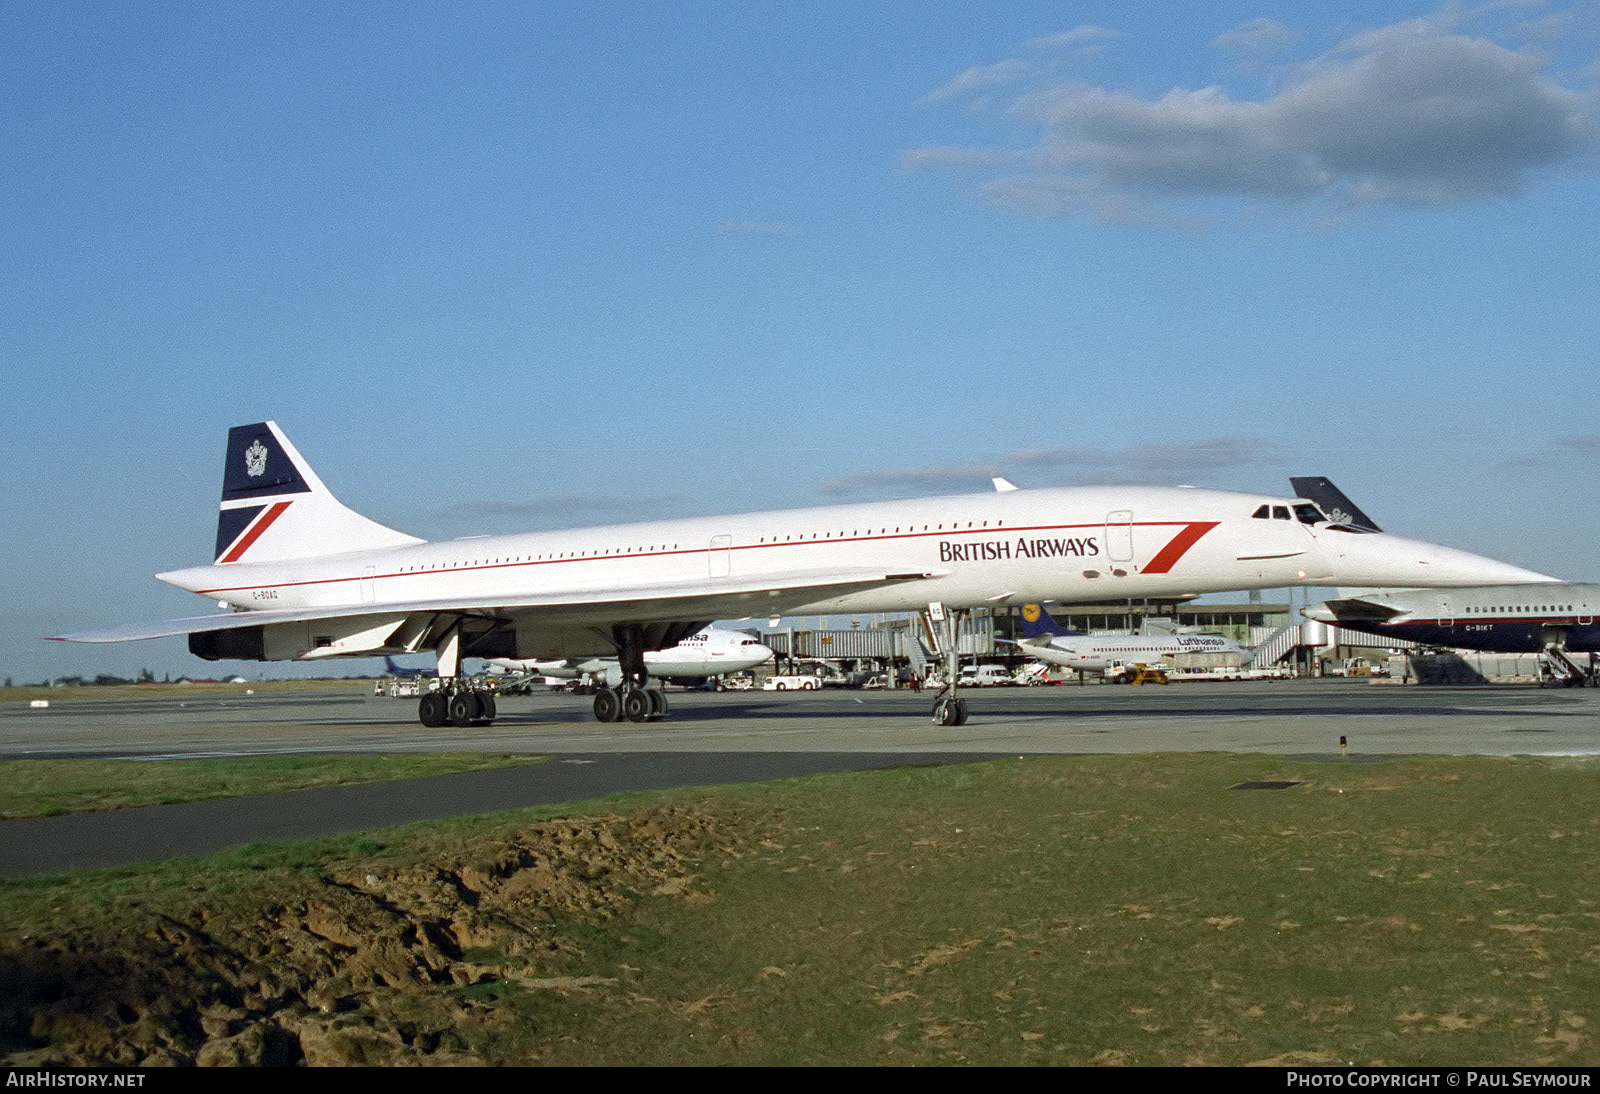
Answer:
[{"xmin": 1, "ymin": 806, "xmax": 731, "ymax": 1065}]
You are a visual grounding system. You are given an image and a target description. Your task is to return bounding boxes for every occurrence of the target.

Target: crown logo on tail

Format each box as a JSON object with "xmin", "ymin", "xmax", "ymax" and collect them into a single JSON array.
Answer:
[{"xmin": 244, "ymin": 440, "xmax": 268, "ymax": 478}]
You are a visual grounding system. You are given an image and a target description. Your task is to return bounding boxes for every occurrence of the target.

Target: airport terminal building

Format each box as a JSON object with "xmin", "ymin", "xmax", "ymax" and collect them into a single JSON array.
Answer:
[{"xmin": 761, "ymin": 598, "xmax": 1580, "ymax": 685}]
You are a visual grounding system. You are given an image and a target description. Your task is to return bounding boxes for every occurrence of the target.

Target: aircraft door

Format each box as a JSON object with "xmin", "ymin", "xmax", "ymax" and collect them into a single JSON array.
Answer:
[
  {"xmin": 709, "ymin": 534, "xmax": 732, "ymax": 578},
  {"xmin": 1105, "ymin": 511, "xmax": 1135, "ymax": 566}
]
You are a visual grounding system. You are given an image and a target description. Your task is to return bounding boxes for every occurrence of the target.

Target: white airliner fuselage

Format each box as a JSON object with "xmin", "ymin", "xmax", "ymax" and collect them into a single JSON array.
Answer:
[
  {"xmin": 151, "ymin": 487, "xmax": 1551, "ymax": 657},
  {"xmin": 57, "ymin": 422, "xmax": 1559, "ymax": 726},
  {"xmin": 492, "ymin": 625, "xmax": 773, "ymax": 685},
  {"xmin": 1019, "ymin": 632, "xmax": 1248, "ymax": 676},
  {"xmin": 1304, "ymin": 583, "xmax": 1600, "ymax": 654}
]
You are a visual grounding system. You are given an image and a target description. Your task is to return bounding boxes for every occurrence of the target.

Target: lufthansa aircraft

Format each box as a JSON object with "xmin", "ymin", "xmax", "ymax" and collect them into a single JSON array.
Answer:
[
  {"xmin": 54, "ymin": 422, "xmax": 1557, "ymax": 726},
  {"xmin": 1304, "ymin": 583, "xmax": 1598, "ymax": 684},
  {"xmin": 1007, "ymin": 603, "xmax": 1248, "ymax": 679},
  {"xmin": 491, "ymin": 625, "xmax": 774, "ymax": 691}
]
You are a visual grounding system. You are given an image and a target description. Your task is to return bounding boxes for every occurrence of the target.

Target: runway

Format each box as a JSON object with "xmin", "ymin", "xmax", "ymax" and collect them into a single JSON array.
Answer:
[
  {"xmin": 2, "ymin": 680, "xmax": 1596, "ymax": 877},
  {"xmin": 4, "ymin": 678, "xmax": 1598, "ymax": 759}
]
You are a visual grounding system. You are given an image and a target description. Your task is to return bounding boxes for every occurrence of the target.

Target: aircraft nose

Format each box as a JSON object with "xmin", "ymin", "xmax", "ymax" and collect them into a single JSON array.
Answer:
[
  {"xmin": 1396, "ymin": 537, "xmax": 1555, "ymax": 584},
  {"xmin": 1323, "ymin": 531, "xmax": 1557, "ymax": 587}
]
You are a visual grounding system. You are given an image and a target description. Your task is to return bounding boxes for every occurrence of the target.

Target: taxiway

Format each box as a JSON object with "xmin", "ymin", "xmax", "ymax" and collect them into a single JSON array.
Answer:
[{"xmin": 2, "ymin": 681, "xmax": 1595, "ymax": 877}]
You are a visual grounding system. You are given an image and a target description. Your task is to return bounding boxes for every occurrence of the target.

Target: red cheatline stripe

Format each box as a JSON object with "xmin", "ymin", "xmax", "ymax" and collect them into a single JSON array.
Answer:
[
  {"xmin": 219, "ymin": 501, "xmax": 292, "ymax": 563},
  {"xmin": 1142, "ymin": 521, "xmax": 1218, "ymax": 574}
]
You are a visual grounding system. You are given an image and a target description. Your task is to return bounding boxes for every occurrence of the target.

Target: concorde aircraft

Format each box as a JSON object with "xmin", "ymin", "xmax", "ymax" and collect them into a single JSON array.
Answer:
[
  {"xmin": 53, "ymin": 422, "xmax": 1558, "ymax": 727},
  {"xmin": 490, "ymin": 624, "xmax": 773, "ymax": 692},
  {"xmin": 1007, "ymin": 603, "xmax": 1249, "ymax": 680},
  {"xmin": 1304, "ymin": 583, "xmax": 1599, "ymax": 685}
]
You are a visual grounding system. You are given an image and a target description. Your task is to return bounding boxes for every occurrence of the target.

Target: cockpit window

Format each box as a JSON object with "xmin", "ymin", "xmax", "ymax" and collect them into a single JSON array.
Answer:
[
  {"xmin": 1252, "ymin": 504, "xmax": 1270, "ymax": 519},
  {"xmin": 1272, "ymin": 505, "xmax": 1290, "ymax": 520},
  {"xmin": 1294, "ymin": 503, "xmax": 1326, "ymax": 525}
]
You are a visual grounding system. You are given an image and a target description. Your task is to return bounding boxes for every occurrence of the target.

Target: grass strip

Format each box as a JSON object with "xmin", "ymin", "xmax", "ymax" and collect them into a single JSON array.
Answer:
[{"xmin": 2, "ymin": 752, "xmax": 1596, "ymax": 1066}]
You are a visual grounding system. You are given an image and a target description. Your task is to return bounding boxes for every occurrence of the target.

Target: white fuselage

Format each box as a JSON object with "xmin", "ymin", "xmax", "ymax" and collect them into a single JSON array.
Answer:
[
  {"xmin": 1304, "ymin": 582, "xmax": 1600, "ymax": 654},
  {"xmin": 493, "ymin": 626, "xmax": 774, "ymax": 681},
  {"xmin": 154, "ymin": 484, "xmax": 1554, "ymax": 662},
  {"xmin": 1025, "ymin": 632, "xmax": 1246, "ymax": 675}
]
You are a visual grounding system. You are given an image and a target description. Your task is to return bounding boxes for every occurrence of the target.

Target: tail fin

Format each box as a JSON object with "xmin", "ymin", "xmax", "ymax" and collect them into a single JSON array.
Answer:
[
  {"xmin": 214, "ymin": 422, "xmax": 424, "ymax": 563},
  {"xmin": 1018, "ymin": 603, "xmax": 1082, "ymax": 639},
  {"xmin": 1289, "ymin": 477, "xmax": 1383, "ymax": 533}
]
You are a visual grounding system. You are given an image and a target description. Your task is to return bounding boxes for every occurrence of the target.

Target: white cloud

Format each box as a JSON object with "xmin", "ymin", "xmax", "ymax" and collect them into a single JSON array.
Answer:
[
  {"xmin": 818, "ymin": 463, "xmax": 1004, "ymax": 497},
  {"xmin": 437, "ymin": 494, "xmax": 676, "ymax": 532},
  {"xmin": 817, "ymin": 437, "xmax": 1281, "ymax": 497},
  {"xmin": 908, "ymin": 8, "xmax": 1597, "ymax": 222},
  {"xmin": 1028, "ymin": 26, "xmax": 1124, "ymax": 55},
  {"xmin": 1007, "ymin": 438, "xmax": 1281, "ymax": 479},
  {"xmin": 920, "ymin": 58, "xmax": 1032, "ymax": 106},
  {"xmin": 1212, "ymin": 17, "xmax": 1300, "ymax": 56}
]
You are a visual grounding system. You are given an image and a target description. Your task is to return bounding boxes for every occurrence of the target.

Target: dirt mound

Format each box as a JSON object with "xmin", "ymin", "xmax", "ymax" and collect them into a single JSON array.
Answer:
[{"xmin": 1, "ymin": 806, "xmax": 730, "ymax": 1065}]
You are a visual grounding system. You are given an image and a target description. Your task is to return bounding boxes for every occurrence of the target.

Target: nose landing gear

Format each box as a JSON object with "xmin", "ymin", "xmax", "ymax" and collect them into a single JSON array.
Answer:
[{"xmin": 928, "ymin": 602, "xmax": 972, "ymax": 727}]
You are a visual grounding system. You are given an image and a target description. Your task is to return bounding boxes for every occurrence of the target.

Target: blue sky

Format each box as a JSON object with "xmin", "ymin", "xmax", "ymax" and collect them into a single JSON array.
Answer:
[{"xmin": 4, "ymin": 1, "xmax": 1598, "ymax": 682}]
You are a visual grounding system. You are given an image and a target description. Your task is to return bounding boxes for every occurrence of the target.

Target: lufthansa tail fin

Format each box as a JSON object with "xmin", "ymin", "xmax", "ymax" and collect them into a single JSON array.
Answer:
[
  {"xmin": 214, "ymin": 422, "xmax": 424, "ymax": 563},
  {"xmin": 1289, "ymin": 477, "xmax": 1383, "ymax": 533},
  {"xmin": 1018, "ymin": 603, "xmax": 1083, "ymax": 639}
]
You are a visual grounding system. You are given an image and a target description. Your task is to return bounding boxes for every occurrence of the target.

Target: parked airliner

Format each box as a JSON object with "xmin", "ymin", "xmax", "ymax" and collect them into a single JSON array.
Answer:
[
  {"xmin": 382, "ymin": 656, "xmax": 434, "ymax": 678},
  {"xmin": 53, "ymin": 422, "xmax": 1557, "ymax": 727},
  {"xmin": 491, "ymin": 625, "xmax": 773, "ymax": 691},
  {"xmin": 1007, "ymin": 603, "xmax": 1248, "ymax": 680},
  {"xmin": 1304, "ymin": 583, "xmax": 1599, "ymax": 685}
]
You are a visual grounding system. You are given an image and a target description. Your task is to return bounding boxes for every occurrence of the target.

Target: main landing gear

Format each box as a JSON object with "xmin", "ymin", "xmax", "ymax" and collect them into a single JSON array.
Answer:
[
  {"xmin": 591, "ymin": 623, "xmax": 670, "ymax": 723},
  {"xmin": 415, "ymin": 622, "xmax": 499, "ymax": 728},
  {"xmin": 418, "ymin": 684, "xmax": 497, "ymax": 728},
  {"xmin": 591, "ymin": 684, "xmax": 669, "ymax": 723}
]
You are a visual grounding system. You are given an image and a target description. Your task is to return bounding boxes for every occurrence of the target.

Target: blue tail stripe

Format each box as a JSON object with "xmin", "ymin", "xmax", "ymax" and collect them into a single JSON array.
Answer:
[{"xmin": 214, "ymin": 505, "xmax": 264, "ymax": 561}]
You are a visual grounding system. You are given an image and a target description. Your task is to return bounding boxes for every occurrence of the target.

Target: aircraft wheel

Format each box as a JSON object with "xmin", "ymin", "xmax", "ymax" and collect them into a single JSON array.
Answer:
[
  {"xmin": 953, "ymin": 698, "xmax": 968, "ymax": 725},
  {"xmin": 647, "ymin": 688, "xmax": 668, "ymax": 721},
  {"xmin": 593, "ymin": 687, "xmax": 621, "ymax": 723},
  {"xmin": 932, "ymin": 698, "xmax": 959, "ymax": 726},
  {"xmin": 448, "ymin": 692, "xmax": 478, "ymax": 727},
  {"xmin": 622, "ymin": 686, "xmax": 651, "ymax": 723},
  {"xmin": 472, "ymin": 692, "xmax": 497, "ymax": 725},
  {"xmin": 418, "ymin": 692, "xmax": 447, "ymax": 728}
]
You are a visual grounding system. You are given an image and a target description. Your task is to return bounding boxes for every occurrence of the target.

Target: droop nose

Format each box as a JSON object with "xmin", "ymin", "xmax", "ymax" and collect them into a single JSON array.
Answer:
[{"xmin": 1319, "ymin": 530, "xmax": 1556, "ymax": 588}]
